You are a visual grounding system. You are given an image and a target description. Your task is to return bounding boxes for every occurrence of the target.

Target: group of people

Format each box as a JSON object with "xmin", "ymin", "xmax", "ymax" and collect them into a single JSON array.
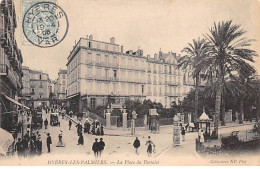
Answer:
[
  {"xmin": 15, "ymin": 131, "xmax": 43, "ymax": 158},
  {"xmin": 92, "ymin": 138, "xmax": 106, "ymax": 157},
  {"xmin": 133, "ymin": 136, "xmax": 156, "ymax": 157}
]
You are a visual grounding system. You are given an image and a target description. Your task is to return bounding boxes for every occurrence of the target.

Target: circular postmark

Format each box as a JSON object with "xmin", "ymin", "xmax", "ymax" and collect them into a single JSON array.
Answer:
[{"xmin": 23, "ymin": 2, "xmax": 69, "ymax": 48}]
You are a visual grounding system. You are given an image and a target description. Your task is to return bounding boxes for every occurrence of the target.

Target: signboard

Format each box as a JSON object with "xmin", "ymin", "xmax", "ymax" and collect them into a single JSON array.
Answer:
[
  {"xmin": 149, "ymin": 109, "xmax": 158, "ymax": 116},
  {"xmin": 173, "ymin": 126, "xmax": 180, "ymax": 145},
  {"xmin": 111, "ymin": 104, "xmax": 122, "ymax": 109}
]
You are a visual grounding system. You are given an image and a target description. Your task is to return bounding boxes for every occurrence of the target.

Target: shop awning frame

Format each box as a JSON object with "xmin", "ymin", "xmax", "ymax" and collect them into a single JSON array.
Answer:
[{"xmin": 3, "ymin": 95, "xmax": 30, "ymax": 110}]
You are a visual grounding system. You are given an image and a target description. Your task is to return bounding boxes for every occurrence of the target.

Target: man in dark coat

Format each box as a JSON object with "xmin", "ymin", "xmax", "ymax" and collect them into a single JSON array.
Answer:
[
  {"xmin": 44, "ymin": 118, "xmax": 48, "ymax": 129},
  {"xmin": 92, "ymin": 138, "xmax": 99, "ymax": 157},
  {"xmin": 15, "ymin": 138, "xmax": 24, "ymax": 158},
  {"xmin": 100, "ymin": 124, "xmax": 104, "ymax": 135},
  {"xmin": 46, "ymin": 133, "xmax": 52, "ymax": 153},
  {"xmin": 133, "ymin": 137, "xmax": 140, "ymax": 155},
  {"xmin": 69, "ymin": 119, "xmax": 72, "ymax": 130},
  {"xmin": 98, "ymin": 138, "xmax": 105, "ymax": 157}
]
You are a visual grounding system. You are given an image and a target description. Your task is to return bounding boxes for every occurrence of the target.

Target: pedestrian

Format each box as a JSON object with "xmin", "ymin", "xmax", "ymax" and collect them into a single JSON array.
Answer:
[
  {"xmin": 133, "ymin": 137, "xmax": 140, "ymax": 155},
  {"xmin": 96, "ymin": 125, "xmax": 101, "ymax": 135},
  {"xmin": 91, "ymin": 123, "xmax": 95, "ymax": 135},
  {"xmin": 181, "ymin": 127, "xmax": 186, "ymax": 141},
  {"xmin": 35, "ymin": 135, "xmax": 42, "ymax": 155},
  {"xmin": 46, "ymin": 133, "xmax": 52, "ymax": 153},
  {"xmin": 98, "ymin": 138, "xmax": 105, "ymax": 157},
  {"xmin": 41, "ymin": 118, "xmax": 43, "ymax": 128},
  {"xmin": 69, "ymin": 110, "xmax": 73, "ymax": 118},
  {"xmin": 28, "ymin": 138, "xmax": 36, "ymax": 157},
  {"xmin": 76, "ymin": 122, "xmax": 82, "ymax": 135},
  {"xmin": 69, "ymin": 119, "xmax": 72, "ymax": 130},
  {"xmin": 15, "ymin": 138, "xmax": 24, "ymax": 158},
  {"xmin": 86, "ymin": 120, "xmax": 91, "ymax": 134},
  {"xmin": 100, "ymin": 124, "xmax": 104, "ymax": 135},
  {"xmin": 145, "ymin": 136, "xmax": 155, "ymax": 157},
  {"xmin": 44, "ymin": 118, "xmax": 48, "ymax": 129},
  {"xmin": 77, "ymin": 132, "xmax": 84, "ymax": 145},
  {"xmin": 84, "ymin": 121, "xmax": 88, "ymax": 133},
  {"xmin": 56, "ymin": 130, "xmax": 65, "ymax": 147},
  {"xmin": 200, "ymin": 129, "xmax": 204, "ymax": 143},
  {"xmin": 24, "ymin": 130, "xmax": 30, "ymax": 141},
  {"xmin": 92, "ymin": 138, "xmax": 99, "ymax": 158},
  {"xmin": 31, "ymin": 132, "xmax": 36, "ymax": 142},
  {"xmin": 13, "ymin": 131, "xmax": 17, "ymax": 141}
]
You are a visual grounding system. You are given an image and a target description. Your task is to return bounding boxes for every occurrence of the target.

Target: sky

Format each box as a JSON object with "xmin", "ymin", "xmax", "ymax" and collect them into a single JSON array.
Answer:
[{"xmin": 13, "ymin": 0, "xmax": 260, "ymax": 80}]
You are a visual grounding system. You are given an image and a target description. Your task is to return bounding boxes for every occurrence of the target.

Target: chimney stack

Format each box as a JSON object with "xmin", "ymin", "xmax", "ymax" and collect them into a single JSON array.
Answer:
[
  {"xmin": 121, "ymin": 45, "xmax": 124, "ymax": 53},
  {"xmin": 110, "ymin": 37, "xmax": 115, "ymax": 44},
  {"xmin": 154, "ymin": 53, "xmax": 158, "ymax": 60},
  {"xmin": 147, "ymin": 54, "xmax": 151, "ymax": 59},
  {"xmin": 89, "ymin": 35, "xmax": 93, "ymax": 40}
]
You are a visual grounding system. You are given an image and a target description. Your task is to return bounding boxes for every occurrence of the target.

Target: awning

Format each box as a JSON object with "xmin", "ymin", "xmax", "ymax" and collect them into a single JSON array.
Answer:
[
  {"xmin": 0, "ymin": 128, "xmax": 14, "ymax": 156},
  {"xmin": 67, "ymin": 93, "xmax": 79, "ymax": 99},
  {"xmin": 4, "ymin": 95, "xmax": 30, "ymax": 110},
  {"xmin": 4, "ymin": 95, "xmax": 23, "ymax": 107}
]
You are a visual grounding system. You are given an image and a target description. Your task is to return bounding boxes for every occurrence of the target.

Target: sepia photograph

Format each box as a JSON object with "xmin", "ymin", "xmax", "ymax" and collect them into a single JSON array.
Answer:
[{"xmin": 0, "ymin": 0, "xmax": 260, "ymax": 166}]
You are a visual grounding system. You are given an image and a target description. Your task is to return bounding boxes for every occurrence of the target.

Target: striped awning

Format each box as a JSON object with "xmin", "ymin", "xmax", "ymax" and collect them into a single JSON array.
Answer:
[{"xmin": 4, "ymin": 95, "xmax": 30, "ymax": 110}]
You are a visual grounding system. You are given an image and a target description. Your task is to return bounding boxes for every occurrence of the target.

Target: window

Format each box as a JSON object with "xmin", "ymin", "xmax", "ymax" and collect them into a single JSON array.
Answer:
[
  {"xmin": 105, "ymin": 55, "xmax": 109, "ymax": 63},
  {"xmin": 96, "ymin": 54, "xmax": 101, "ymax": 63},
  {"xmin": 113, "ymin": 70, "xmax": 117, "ymax": 79},
  {"xmin": 39, "ymin": 82, "xmax": 43, "ymax": 88},
  {"xmin": 142, "ymin": 85, "xmax": 144, "ymax": 94},
  {"xmin": 31, "ymin": 89, "xmax": 35, "ymax": 94},
  {"xmin": 62, "ymin": 80, "xmax": 65, "ymax": 85},
  {"xmin": 169, "ymin": 66, "xmax": 172, "ymax": 74},
  {"xmin": 39, "ymin": 74, "xmax": 42, "ymax": 80},
  {"xmin": 89, "ymin": 42, "xmax": 92, "ymax": 48},
  {"xmin": 62, "ymin": 87, "xmax": 65, "ymax": 93},
  {"xmin": 105, "ymin": 69, "xmax": 109, "ymax": 80},
  {"xmin": 90, "ymin": 98, "xmax": 96, "ymax": 108},
  {"xmin": 164, "ymin": 65, "xmax": 167, "ymax": 74},
  {"xmin": 62, "ymin": 75, "xmax": 66, "ymax": 79}
]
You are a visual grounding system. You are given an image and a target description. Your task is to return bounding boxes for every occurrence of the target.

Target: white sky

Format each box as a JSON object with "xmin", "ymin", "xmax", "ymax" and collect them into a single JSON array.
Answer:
[{"xmin": 14, "ymin": 0, "xmax": 260, "ymax": 80}]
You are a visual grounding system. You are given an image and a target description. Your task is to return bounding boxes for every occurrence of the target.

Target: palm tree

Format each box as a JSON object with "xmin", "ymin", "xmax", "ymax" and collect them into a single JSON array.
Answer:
[
  {"xmin": 194, "ymin": 20, "xmax": 257, "ymax": 138},
  {"xmin": 178, "ymin": 38, "xmax": 210, "ymax": 123}
]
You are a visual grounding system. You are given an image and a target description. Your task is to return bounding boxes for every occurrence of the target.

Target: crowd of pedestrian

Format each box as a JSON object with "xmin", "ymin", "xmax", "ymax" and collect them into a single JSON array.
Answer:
[{"xmin": 15, "ymin": 130, "xmax": 43, "ymax": 158}]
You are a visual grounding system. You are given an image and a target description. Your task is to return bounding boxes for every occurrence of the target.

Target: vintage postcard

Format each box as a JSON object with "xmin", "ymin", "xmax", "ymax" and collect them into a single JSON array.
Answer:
[{"xmin": 0, "ymin": 0, "xmax": 260, "ymax": 166}]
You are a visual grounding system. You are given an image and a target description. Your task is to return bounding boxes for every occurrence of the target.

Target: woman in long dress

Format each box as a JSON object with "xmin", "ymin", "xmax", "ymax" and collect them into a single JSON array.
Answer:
[{"xmin": 56, "ymin": 130, "xmax": 65, "ymax": 147}]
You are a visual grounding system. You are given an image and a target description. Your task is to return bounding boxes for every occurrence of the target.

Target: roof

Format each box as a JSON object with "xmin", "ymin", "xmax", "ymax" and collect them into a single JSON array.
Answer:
[
  {"xmin": 199, "ymin": 112, "xmax": 210, "ymax": 121},
  {"xmin": 58, "ymin": 69, "xmax": 67, "ymax": 74}
]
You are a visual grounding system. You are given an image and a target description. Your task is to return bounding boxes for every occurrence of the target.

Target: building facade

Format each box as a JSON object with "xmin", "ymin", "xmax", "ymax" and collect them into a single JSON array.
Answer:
[
  {"xmin": 0, "ymin": 0, "xmax": 23, "ymax": 130},
  {"xmin": 67, "ymin": 35, "xmax": 147, "ymax": 113},
  {"xmin": 57, "ymin": 69, "xmax": 67, "ymax": 99},
  {"xmin": 21, "ymin": 67, "xmax": 50, "ymax": 108},
  {"xmin": 21, "ymin": 66, "xmax": 30, "ymax": 106},
  {"xmin": 66, "ymin": 35, "xmax": 187, "ymax": 113},
  {"xmin": 146, "ymin": 51, "xmax": 183, "ymax": 108}
]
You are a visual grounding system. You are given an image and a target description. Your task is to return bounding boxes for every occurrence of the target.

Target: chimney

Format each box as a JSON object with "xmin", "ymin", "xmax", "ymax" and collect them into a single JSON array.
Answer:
[
  {"xmin": 89, "ymin": 35, "xmax": 93, "ymax": 40},
  {"xmin": 110, "ymin": 37, "xmax": 115, "ymax": 44},
  {"xmin": 154, "ymin": 53, "xmax": 158, "ymax": 60},
  {"xmin": 147, "ymin": 54, "xmax": 151, "ymax": 59},
  {"xmin": 121, "ymin": 45, "xmax": 124, "ymax": 53}
]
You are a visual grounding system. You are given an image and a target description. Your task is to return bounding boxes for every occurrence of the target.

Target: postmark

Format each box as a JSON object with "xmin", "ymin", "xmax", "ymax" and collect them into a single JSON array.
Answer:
[{"xmin": 22, "ymin": 1, "xmax": 69, "ymax": 48}]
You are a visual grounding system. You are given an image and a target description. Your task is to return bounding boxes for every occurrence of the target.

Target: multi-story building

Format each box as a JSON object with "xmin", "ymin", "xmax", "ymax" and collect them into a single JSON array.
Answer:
[
  {"xmin": 67, "ymin": 35, "xmax": 147, "ymax": 113},
  {"xmin": 146, "ymin": 51, "xmax": 183, "ymax": 107},
  {"xmin": 21, "ymin": 66, "xmax": 31, "ymax": 107},
  {"xmin": 0, "ymin": 0, "xmax": 23, "ymax": 130},
  {"xmin": 57, "ymin": 69, "xmax": 67, "ymax": 99},
  {"xmin": 21, "ymin": 68, "xmax": 50, "ymax": 108}
]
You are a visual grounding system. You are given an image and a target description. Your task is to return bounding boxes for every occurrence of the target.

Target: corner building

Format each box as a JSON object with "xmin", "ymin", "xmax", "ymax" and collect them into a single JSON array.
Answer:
[{"xmin": 67, "ymin": 35, "xmax": 147, "ymax": 113}]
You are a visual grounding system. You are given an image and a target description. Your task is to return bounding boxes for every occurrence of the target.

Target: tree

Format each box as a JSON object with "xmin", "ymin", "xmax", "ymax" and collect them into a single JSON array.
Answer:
[
  {"xmin": 194, "ymin": 20, "xmax": 257, "ymax": 137},
  {"xmin": 179, "ymin": 38, "xmax": 210, "ymax": 122}
]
